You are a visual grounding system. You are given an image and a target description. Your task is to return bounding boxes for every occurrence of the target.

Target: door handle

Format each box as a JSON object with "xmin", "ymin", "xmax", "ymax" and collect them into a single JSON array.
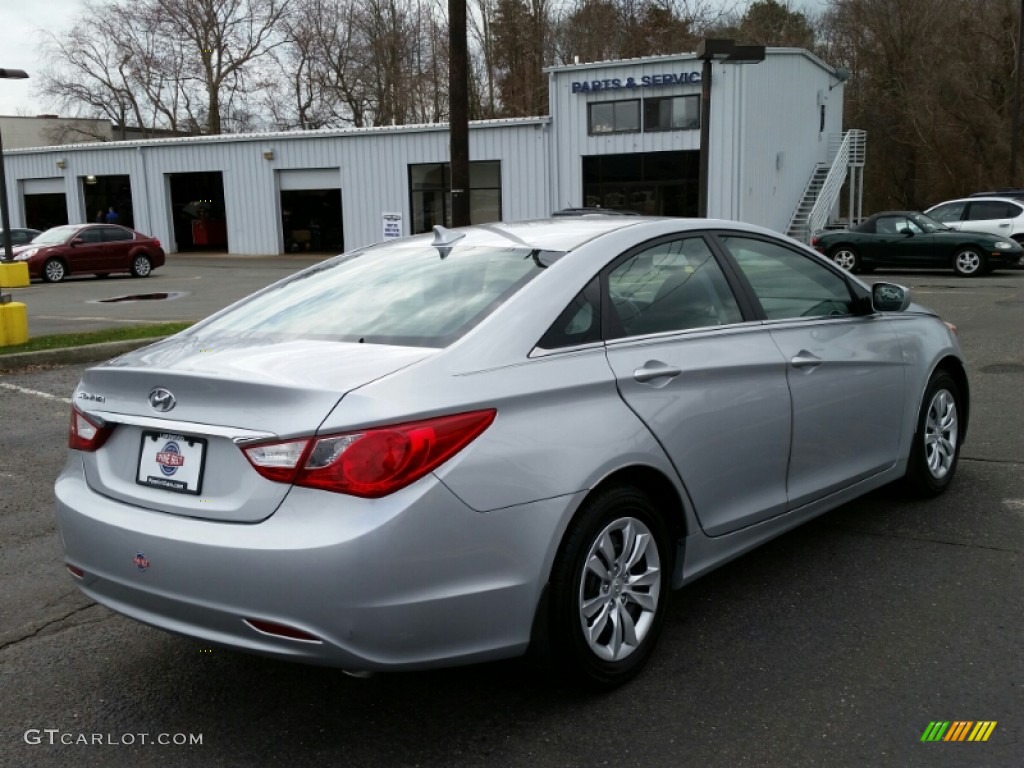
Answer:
[
  {"xmin": 790, "ymin": 351, "xmax": 822, "ymax": 369},
  {"xmin": 633, "ymin": 362, "xmax": 683, "ymax": 383}
]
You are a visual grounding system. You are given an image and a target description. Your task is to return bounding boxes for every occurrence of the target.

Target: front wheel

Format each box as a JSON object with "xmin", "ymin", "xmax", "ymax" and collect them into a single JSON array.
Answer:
[
  {"xmin": 829, "ymin": 246, "xmax": 861, "ymax": 273},
  {"xmin": 42, "ymin": 258, "xmax": 67, "ymax": 283},
  {"xmin": 130, "ymin": 253, "xmax": 153, "ymax": 277},
  {"xmin": 548, "ymin": 485, "xmax": 672, "ymax": 689},
  {"xmin": 952, "ymin": 247, "xmax": 986, "ymax": 276},
  {"xmin": 903, "ymin": 371, "xmax": 962, "ymax": 496}
]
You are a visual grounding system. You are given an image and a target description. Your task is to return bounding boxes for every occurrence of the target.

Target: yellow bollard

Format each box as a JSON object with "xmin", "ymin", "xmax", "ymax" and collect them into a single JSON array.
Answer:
[
  {"xmin": 0, "ymin": 300, "xmax": 28, "ymax": 346},
  {"xmin": 0, "ymin": 261, "xmax": 30, "ymax": 288}
]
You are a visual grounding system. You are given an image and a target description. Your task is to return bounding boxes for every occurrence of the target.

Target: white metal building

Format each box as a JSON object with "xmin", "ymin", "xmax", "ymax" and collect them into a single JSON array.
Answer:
[{"xmin": 1, "ymin": 47, "xmax": 861, "ymax": 255}]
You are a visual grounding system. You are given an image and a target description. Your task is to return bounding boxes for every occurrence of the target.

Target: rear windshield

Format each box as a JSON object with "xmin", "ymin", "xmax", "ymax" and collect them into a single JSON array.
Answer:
[{"xmin": 191, "ymin": 242, "xmax": 557, "ymax": 347}]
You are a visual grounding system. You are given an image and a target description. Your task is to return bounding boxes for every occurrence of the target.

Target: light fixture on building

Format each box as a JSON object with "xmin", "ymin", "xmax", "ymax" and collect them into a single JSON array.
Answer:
[
  {"xmin": 85, "ymin": 175, "xmax": 97, "ymax": 184},
  {"xmin": 829, "ymin": 67, "xmax": 851, "ymax": 92},
  {"xmin": 263, "ymin": 150, "xmax": 274, "ymax": 161},
  {"xmin": 55, "ymin": 159, "xmax": 67, "ymax": 170}
]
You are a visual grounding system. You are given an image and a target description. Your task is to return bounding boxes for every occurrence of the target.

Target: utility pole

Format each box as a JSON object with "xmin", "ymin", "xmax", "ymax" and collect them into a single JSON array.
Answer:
[
  {"xmin": 1012, "ymin": 0, "xmax": 1024, "ymax": 186},
  {"xmin": 448, "ymin": 0, "xmax": 470, "ymax": 227}
]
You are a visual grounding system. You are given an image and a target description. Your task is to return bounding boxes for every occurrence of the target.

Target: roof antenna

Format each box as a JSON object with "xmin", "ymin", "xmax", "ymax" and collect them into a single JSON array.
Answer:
[{"xmin": 432, "ymin": 225, "xmax": 465, "ymax": 259}]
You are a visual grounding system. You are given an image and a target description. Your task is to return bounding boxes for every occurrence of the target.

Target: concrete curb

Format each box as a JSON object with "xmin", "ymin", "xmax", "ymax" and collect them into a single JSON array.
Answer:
[{"xmin": 0, "ymin": 337, "xmax": 166, "ymax": 372}]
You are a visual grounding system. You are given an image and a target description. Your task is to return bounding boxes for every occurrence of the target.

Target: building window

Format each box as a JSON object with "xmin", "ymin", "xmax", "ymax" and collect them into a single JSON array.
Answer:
[
  {"xmin": 588, "ymin": 100, "xmax": 641, "ymax": 135},
  {"xmin": 409, "ymin": 161, "xmax": 502, "ymax": 234},
  {"xmin": 643, "ymin": 96, "xmax": 700, "ymax": 132}
]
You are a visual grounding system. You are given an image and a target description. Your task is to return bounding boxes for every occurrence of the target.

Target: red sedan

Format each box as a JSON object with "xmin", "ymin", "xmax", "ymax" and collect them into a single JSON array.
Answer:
[{"xmin": 13, "ymin": 223, "xmax": 166, "ymax": 282}]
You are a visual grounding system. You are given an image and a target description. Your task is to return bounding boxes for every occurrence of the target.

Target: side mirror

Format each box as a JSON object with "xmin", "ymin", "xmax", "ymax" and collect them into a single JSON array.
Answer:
[
  {"xmin": 899, "ymin": 228, "xmax": 914, "ymax": 236},
  {"xmin": 70, "ymin": 237, "xmax": 84, "ymax": 246},
  {"xmin": 872, "ymin": 282, "xmax": 911, "ymax": 312}
]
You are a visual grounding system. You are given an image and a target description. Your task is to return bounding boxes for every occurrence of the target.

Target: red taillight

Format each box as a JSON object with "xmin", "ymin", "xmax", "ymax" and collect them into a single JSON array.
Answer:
[
  {"xmin": 68, "ymin": 406, "xmax": 113, "ymax": 451},
  {"xmin": 242, "ymin": 409, "xmax": 496, "ymax": 498}
]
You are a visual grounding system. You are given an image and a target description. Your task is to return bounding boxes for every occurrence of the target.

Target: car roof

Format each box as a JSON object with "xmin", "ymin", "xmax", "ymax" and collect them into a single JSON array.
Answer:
[
  {"xmin": 928, "ymin": 196, "xmax": 1024, "ymax": 206},
  {"xmin": 387, "ymin": 217, "xmax": 788, "ymax": 254}
]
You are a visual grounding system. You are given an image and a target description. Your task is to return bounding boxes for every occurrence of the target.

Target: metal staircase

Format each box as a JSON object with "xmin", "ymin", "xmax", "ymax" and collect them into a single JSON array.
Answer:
[{"xmin": 787, "ymin": 129, "xmax": 867, "ymax": 243}]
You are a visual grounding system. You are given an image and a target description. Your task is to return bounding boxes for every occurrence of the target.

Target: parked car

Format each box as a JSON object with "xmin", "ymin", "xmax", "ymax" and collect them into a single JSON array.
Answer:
[
  {"xmin": 0, "ymin": 227, "xmax": 41, "ymax": 248},
  {"xmin": 811, "ymin": 211, "xmax": 1024, "ymax": 276},
  {"xmin": 925, "ymin": 196, "xmax": 1024, "ymax": 242},
  {"xmin": 57, "ymin": 216, "xmax": 968, "ymax": 688},
  {"xmin": 12, "ymin": 223, "xmax": 165, "ymax": 282}
]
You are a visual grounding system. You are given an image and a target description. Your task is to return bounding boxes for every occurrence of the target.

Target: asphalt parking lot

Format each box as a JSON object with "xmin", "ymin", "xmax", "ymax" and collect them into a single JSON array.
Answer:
[{"xmin": 1, "ymin": 262, "xmax": 1022, "ymax": 767}]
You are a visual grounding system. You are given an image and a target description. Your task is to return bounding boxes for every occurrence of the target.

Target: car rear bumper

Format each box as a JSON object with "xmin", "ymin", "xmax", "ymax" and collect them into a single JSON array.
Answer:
[{"xmin": 56, "ymin": 458, "xmax": 576, "ymax": 671}]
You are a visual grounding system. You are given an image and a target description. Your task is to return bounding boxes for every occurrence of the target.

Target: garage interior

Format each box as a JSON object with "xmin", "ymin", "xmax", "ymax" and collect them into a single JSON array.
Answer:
[
  {"xmin": 23, "ymin": 193, "xmax": 68, "ymax": 231},
  {"xmin": 280, "ymin": 189, "xmax": 343, "ymax": 253},
  {"xmin": 168, "ymin": 171, "xmax": 228, "ymax": 252},
  {"xmin": 82, "ymin": 174, "xmax": 133, "ymax": 228},
  {"xmin": 582, "ymin": 151, "xmax": 700, "ymax": 216}
]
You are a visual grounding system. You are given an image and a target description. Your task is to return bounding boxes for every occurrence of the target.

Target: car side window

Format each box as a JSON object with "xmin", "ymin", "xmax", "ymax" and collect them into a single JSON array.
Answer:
[
  {"xmin": 928, "ymin": 202, "xmax": 965, "ymax": 223},
  {"xmin": 718, "ymin": 235, "xmax": 855, "ymax": 320},
  {"xmin": 78, "ymin": 229, "xmax": 103, "ymax": 243},
  {"xmin": 100, "ymin": 227, "xmax": 133, "ymax": 242},
  {"xmin": 537, "ymin": 277, "xmax": 602, "ymax": 349},
  {"xmin": 889, "ymin": 216, "xmax": 923, "ymax": 234},
  {"xmin": 606, "ymin": 236, "xmax": 743, "ymax": 339},
  {"xmin": 965, "ymin": 201, "xmax": 1014, "ymax": 220}
]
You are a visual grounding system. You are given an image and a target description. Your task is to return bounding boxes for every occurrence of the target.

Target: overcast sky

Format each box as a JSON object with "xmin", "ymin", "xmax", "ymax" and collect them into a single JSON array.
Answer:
[{"xmin": 0, "ymin": 0, "xmax": 829, "ymax": 118}]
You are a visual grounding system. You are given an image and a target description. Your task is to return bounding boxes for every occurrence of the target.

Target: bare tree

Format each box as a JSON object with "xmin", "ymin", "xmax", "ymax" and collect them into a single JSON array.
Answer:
[{"xmin": 154, "ymin": 0, "xmax": 291, "ymax": 134}]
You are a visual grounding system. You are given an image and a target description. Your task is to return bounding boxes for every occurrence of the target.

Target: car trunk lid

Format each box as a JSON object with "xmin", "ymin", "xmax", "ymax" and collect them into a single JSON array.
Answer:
[{"xmin": 75, "ymin": 337, "xmax": 434, "ymax": 522}]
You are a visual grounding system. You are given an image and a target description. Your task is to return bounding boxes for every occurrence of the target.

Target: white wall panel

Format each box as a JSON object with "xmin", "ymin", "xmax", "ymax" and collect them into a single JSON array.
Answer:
[{"xmin": 2, "ymin": 49, "xmax": 847, "ymax": 253}]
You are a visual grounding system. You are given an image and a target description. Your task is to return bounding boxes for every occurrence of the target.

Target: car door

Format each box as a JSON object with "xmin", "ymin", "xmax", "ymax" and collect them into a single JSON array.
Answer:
[
  {"xmin": 601, "ymin": 234, "xmax": 794, "ymax": 537},
  {"xmin": 880, "ymin": 214, "xmax": 940, "ymax": 267},
  {"xmin": 98, "ymin": 225, "xmax": 134, "ymax": 270},
  {"xmin": 67, "ymin": 227, "xmax": 106, "ymax": 272},
  {"xmin": 927, "ymin": 201, "xmax": 967, "ymax": 231},
  {"xmin": 961, "ymin": 200, "xmax": 1019, "ymax": 237},
  {"xmin": 715, "ymin": 234, "xmax": 906, "ymax": 509}
]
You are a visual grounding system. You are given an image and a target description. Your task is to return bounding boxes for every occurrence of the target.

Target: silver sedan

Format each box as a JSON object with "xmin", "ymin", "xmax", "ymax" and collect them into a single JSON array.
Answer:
[{"xmin": 56, "ymin": 216, "xmax": 968, "ymax": 688}]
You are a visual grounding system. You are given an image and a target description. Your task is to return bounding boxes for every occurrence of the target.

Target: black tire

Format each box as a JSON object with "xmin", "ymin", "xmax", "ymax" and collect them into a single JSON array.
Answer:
[
  {"xmin": 952, "ymin": 246, "xmax": 986, "ymax": 277},
  {"xmin": 903, "ymin": 371, "xmax": 962, "ymax": 496},
  {"xmin": 42, "ymin": 258, "xmax": 67, "ymax": 283},
  {"xmin": 829, "ymin": 246, "xmax": 861, "ymax": 273},
  {"xmin": 130, "ymin": 253, "xmax": 153, "ymax": 278},
  {"xmin": 548, "ymin": 485, "xmax": 672, "ymax": 689}
]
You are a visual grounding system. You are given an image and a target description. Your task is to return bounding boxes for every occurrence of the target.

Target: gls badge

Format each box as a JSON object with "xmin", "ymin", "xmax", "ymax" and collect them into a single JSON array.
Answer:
[{"xmin": 148, "ymin": 388, "xmax": 176, "ymax": 413}]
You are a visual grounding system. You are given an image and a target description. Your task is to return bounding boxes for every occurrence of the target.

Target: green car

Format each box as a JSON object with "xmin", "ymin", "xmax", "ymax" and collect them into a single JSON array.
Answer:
[{"xmin": 811, "ymin": 211, "xmax": 1024, "ymax": 276}]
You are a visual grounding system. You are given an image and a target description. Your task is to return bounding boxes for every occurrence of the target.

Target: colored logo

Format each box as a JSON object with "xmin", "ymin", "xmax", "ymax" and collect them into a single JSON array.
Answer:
[
  {"xmin": 148, "ymin": 388, "xmax": 176, "ymax": 412},
  {"xmin": 132, "ymin": 552, "xmax": 150, "ymax": 571},
  {"xmin": 156, "ymin": 441, "xmax": 185, "ymax": 476},
  {"xmin": 921, "ymin": 721, "xmax": 997, "ymax": 742}
]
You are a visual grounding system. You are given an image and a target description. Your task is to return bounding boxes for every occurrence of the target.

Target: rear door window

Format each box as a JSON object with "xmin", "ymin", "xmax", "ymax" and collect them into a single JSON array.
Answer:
[{"xmin": 605, "ymin": 236, "xmax": 743, "ymax": 338}]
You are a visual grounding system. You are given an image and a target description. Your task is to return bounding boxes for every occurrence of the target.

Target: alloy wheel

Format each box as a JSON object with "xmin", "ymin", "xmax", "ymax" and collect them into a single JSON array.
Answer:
[
  {"xmin": 924, "ymin": 388, "xmax": 958, "ymax": 480},
  {"xmin": 44, "ymin": 259, "xmax": 66, "ymax": 282},
  {"xmin": 831, "ymin": 249, "xmax": 858, "ymax": 271},
  {"xmin": 954, "ymin": 249, "xmax": 981, "ymax": 275},
  {"xmin": 577, "ymin": 516, "xmax": 662, "ymax": 662}
]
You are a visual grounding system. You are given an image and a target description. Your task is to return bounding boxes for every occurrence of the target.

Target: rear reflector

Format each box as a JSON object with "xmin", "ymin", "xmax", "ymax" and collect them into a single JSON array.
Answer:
[
  {"xmin": 66, "ymin": 564, "xmax": 85, "ymax": 579},
  {"xmin": 244, "ymin": 618, "xmax": 322, "ymax": 643}
]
